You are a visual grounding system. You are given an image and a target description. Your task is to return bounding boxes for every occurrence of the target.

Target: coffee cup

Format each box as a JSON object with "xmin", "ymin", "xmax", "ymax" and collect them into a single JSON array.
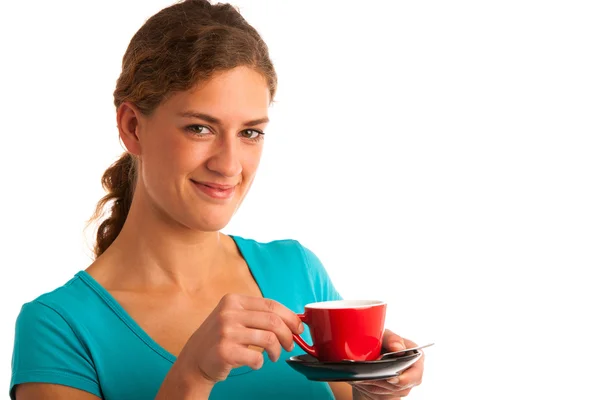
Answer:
[{"xmin": 292, "ymin": 300, "xmax": 387, "ymax": 362}]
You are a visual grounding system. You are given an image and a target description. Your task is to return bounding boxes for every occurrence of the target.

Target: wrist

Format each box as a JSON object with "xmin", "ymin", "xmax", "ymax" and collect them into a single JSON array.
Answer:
[
  {"xmin": 352, "ymin": 386, "xmax": 368, "ymax": 400},
  {"xmin": 156, "ymin": 360, "xmax": 214, "ymax": 400}
]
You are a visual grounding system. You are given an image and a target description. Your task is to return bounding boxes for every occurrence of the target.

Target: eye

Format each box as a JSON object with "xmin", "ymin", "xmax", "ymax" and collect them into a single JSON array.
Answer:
[
  {"xmin": 240, "ymin": 129, "xmax": 264, "ymax": 141},
  {"xmin": 186, "ymin": 125, "xmax": 211, "ymax": 136}
]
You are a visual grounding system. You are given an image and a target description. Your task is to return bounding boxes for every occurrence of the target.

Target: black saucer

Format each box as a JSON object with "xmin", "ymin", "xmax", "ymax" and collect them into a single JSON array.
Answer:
[{"xmin": 285, "ymin": 350, "xmax": 422, "ymax": 382}]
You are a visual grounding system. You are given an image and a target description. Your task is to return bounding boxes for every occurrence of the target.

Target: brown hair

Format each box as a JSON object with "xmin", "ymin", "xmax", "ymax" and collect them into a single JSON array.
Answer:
[{"xmin": 88, "ymin": 0, "xmax": 277, "ymax": 258}]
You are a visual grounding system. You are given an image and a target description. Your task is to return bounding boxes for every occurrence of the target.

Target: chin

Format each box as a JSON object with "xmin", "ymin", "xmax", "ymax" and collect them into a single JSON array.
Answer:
[
  {"xmin": 174, "ymin": 195, "xmax": 240, "ymax": 232},
  {"xmin": 188, "ymin": 212, "xmax": 234, "ymax": 233}
]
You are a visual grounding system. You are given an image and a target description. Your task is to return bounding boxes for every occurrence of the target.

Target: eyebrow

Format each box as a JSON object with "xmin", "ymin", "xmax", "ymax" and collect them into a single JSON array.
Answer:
[{"xmin": 178, "ymin": 111, "xmax": 269, "ymax": 127}]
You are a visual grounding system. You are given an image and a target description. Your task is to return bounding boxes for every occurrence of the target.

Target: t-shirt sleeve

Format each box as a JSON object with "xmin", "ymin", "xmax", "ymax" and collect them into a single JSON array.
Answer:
[
  {"xmin": 10, "ymin": 301, "xmax": 102, "ymax": 399},
  {"xmin": 296, "ymin": 241, "xmax": 344, "ymax": 302}
]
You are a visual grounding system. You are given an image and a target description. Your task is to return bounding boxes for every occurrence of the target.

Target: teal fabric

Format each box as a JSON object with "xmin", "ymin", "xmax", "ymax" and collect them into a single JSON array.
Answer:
[{"xmin": 10, "ymin": 236, "xmax": 343, "ymax": 399}]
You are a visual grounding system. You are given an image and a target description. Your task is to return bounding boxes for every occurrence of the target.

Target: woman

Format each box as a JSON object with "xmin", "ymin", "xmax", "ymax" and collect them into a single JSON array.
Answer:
[{"xmin": 10, "ymin": 1, "xmax": 424, "ymax": 399}]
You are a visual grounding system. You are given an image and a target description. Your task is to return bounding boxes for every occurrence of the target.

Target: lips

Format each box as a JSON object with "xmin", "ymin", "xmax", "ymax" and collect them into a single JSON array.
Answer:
[
  {"xmin": 191, "ymin": 180, "xmax": 237, "ymax": 200},
  {"xmin": 198, "ymin": 182, "xmax": 235, "ymax": 190}
]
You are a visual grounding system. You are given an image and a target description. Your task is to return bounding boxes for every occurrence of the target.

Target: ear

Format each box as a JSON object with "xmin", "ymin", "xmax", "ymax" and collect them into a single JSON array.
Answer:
[{"xmin": 117, "ymin": 102, "xmax": 143, "ymax": 156}]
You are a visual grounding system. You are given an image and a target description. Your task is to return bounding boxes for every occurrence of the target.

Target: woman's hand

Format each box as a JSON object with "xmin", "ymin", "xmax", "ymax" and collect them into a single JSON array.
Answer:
[
  {"xmin": 156, "ymin": 294, "xmax": 303, "ymax": 398},
  {"xmin": 351, "ymin": 331, "xmax": 425, "ymax": 399}
]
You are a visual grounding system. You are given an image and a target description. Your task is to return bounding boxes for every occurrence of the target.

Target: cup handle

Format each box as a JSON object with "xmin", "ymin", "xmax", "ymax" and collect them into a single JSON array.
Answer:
[{"xmin": 292, "ymin": 313, "xmax": 318, "ymax": 358}]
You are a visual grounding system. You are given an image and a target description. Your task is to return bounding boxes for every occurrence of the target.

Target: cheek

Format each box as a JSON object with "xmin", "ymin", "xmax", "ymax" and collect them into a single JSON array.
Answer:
[
  {"xmin": 146, "ymin": 130, "xmax": 198, "ymax": 172},
  {"xmin": 171, "ymin": 140, "xmax": 207, "ymax": 174},
  {"xmin": 241, "ymin": 148, "xmax": 263, "ymax": 182},
  {"xmin": 141, "ymin": 130, "xmax": 193, "ymax": 190}
]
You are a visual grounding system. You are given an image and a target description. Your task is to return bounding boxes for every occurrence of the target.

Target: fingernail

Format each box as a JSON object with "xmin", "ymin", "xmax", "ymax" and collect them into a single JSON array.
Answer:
[
  {"xmin": 289, "ymin": 342, "xmax": 295, "ymax": 351},
  {"xmin": 298, "ymin": 322, "xmax": 304, "ymax": 333},
  {"xmin": 390, "ymin": 341, "xmax": 406, "ymax": 350},
  {"xmin": 387, "ymin": 377, "xmax": 400, "ymax": 384}
]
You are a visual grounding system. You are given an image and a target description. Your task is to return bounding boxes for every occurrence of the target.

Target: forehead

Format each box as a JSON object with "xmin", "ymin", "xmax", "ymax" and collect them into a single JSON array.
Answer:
[{"xmin": 159, "ymin": 66, "xmax": 270, "ymax": 121}]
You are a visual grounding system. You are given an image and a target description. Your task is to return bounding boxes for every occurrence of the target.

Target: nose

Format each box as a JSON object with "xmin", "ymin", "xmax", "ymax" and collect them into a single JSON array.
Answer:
[{"xmin": 206, "ymin": 135, "xmax": 242, "ymax": 178}]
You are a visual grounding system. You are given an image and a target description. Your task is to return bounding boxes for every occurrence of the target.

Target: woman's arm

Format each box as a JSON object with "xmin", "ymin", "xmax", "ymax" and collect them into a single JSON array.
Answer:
[
  {"xmin": 329, "ymin": 382, "xmax": 354, "ymax": 399},
  {"xmin": 10, "ymin": 302, "xmax": 103, "ymax": 399},
  {"xmin": 154, "ymin": 359, "xmax": 212, "ymax": 400},
  {"xmin": 15, "ymin": 383, "xmax": 101, "ymax": 400},
  {"xmin": 329, "ymin": 382, "xmax": 374, "ymax": 399}
]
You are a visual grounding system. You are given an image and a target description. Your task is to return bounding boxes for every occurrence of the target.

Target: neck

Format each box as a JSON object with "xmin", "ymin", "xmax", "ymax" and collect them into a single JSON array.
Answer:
[{"xmin": 98, "ymin": 188, "xmax": 231, "ymax": 292}]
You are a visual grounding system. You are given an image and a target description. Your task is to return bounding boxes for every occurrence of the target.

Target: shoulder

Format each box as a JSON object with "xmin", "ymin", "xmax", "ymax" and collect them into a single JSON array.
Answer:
[
  {"xmin": 231, "ymin": 234, "xmax": 315, "ymax": 269},
  {"xmin": 13, "ymin": 274, "xmax": 88, "ymax": 340},
  {"xmin": 231, "ymin": 234, "xmax": 301, "ymax": 251},
  {"xmin": 11, "ymin": 275, "xmax": 102, "ymax": 399},
  {"xmin": 18, "ymin": 273, "xmax": 96, "ymax": 320},
  {"xmin": 13, "ymin": 272, "xmax": 106, "ymax": 348},
  {"xmin": 230, "ymin": 234, "xmax": 342, "ymax": 302}
]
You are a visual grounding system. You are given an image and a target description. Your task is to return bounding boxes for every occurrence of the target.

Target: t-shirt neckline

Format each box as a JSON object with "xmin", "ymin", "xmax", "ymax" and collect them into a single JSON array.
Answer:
[{"xmin": 76, "ymin": 234, "xmax": 264, "ymax": 376}]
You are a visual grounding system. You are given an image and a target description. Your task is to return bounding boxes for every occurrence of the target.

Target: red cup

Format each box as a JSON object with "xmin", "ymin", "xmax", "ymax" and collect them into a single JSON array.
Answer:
[{"xmin": 292, "ymin": 300, "xmax": 387, "ymax": 362}]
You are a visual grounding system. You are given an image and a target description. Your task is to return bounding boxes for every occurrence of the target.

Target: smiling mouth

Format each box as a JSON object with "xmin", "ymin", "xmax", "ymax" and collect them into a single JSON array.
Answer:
[{"xmin": 191, "ymin": 179, "xmax": 237, "ymax": 200}]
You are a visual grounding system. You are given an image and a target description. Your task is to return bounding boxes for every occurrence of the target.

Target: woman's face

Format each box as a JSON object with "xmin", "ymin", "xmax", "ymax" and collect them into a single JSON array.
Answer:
[{"xmin": 133, "ymin": 66, "xmax": 270, "ymax": 231}]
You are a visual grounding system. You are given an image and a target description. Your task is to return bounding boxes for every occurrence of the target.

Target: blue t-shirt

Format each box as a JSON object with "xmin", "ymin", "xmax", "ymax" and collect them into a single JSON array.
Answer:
[{"xmin": 10, "ymin": 235, "xmax": 343, "ymax": 399}]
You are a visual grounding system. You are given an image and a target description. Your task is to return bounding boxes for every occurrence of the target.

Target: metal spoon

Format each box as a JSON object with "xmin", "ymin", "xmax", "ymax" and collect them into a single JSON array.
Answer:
[
  {"xmin": 341, "ymin": 342, "xmax": 435, "ymax": 363},
  {"xmin": 378, "ymin": 342, "xmax": 435, "ymax": 360}
]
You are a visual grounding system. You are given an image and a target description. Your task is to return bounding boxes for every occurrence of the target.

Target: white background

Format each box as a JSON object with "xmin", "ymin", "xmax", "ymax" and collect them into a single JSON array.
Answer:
[{"xmin": 1, "ymin": 1, "xmax": 599, "ymax": 399}]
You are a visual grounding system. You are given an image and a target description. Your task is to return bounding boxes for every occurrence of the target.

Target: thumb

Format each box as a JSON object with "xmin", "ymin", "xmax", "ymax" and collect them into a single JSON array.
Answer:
[{"xmin": 384, "ymin": 330, "xmax": 406, "ymax": 351}]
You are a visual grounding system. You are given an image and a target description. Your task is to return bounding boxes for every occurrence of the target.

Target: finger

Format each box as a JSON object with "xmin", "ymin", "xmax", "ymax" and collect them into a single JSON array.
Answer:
[
  {"xmin": 353, "ymin": 384, "xmax": 402, "ymax": 399},
  {"xmin": 386, "ymin": 337, "xmax": 424, "ymax": 385},
  {"xmin": 356, "ymin": 379, "xmax": 414, "ymax": 398},
  {"xmin": 237, "ymin": 310, "xmax": 295, "ymax": 352},
  {"xmin": 396, "ymin": 355, "xmax": 424, "ymax": 385},
  {"xmin": 383, "ymin": 329, "xmax": 406, "ymax": 351},
  {"xmin": 352, "ymin": 385, "xmax": 378, "ymax": 400},
  {"xmin": 233, "ymin": 328, "xmax": 283, "ymax": 362},
  {"xmin": 220, "ymin": 343, "xmax": 265, "ymax": 370},
  {"xmin": 387, "ymin": 356, "xmax": 424, "ymax": 393},
  {"xmin": 382, "ymin": 378, "xmax": 416, "ymax": 397},
  {"xmin": 403, "ymin": 337, "xmax": 418, "ymax": 349},
  {"xmin": 397, "ymin": 386, "xmax": 414, "ymax": 397},
  {"xmin": 355, "ymin": 379, "xmax": 399, "ymax": 392},
  {"xmin": 236, "ymin": 295, "xmax": 303, "ymax": 334},
  {"xmin": 356, "ymin": 381, "xmax": 398, "ymax": 395}
]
